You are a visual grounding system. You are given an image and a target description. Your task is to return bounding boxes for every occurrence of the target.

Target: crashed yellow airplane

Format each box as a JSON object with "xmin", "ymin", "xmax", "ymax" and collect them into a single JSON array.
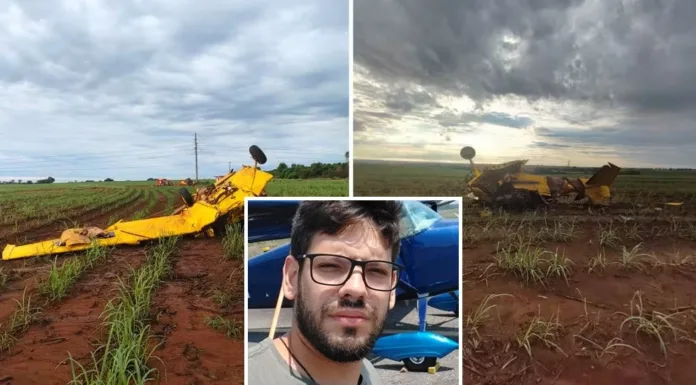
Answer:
[
  {"xmin": 2, "ymin": 145, "xmax": 272, "ymax": 261},
  {"xmin": 460, "ymin": 146, "xmax": 621, "ymax": 208}
]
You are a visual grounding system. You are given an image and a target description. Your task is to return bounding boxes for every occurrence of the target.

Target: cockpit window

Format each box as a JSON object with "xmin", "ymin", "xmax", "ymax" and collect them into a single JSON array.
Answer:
[{"xmin": 398, "ymin": 200, "xmax": 442, "ymax": 238}]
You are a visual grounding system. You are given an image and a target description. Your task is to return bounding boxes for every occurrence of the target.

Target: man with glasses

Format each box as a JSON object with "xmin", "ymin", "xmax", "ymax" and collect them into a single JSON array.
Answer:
[{"xmin": 248, "ymin": 200, "xmax": 403, "ymax": 385}]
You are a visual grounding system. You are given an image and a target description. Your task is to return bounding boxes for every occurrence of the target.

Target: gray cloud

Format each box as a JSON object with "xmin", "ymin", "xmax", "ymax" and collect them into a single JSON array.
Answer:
[
  {"xmin": 435, "ymin": 111, "xmax": 533, "ymax": 129},
  {"xmin": 354, "ymin": 0, "xmax": 696, "ymax": 167},
  {"xmin": 0, "ymin": 0, "xmax": 348, "ymax": 181},
  {"xmin": 356, "ymin": 0, "xmax": 696, "ymax": 110},
  {"xmin": 532, "ymin": 141, "xmax": 571, "ymax": 149}
]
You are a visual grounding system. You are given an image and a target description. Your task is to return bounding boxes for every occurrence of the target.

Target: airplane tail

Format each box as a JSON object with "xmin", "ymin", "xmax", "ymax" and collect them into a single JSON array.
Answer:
[{"xmin": 586, "ymin": 162, "xmax": 621, "ymax": 186}]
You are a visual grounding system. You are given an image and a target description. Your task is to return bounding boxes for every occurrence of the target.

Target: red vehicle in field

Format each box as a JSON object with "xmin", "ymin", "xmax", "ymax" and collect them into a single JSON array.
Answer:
[{"xmin": 155, "ymin": 178, "xmax": 173, "ymax": 186}]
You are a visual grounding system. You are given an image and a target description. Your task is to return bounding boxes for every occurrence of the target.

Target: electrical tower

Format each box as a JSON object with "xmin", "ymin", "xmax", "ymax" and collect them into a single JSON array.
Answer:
[{"xmin": 194, "ymin": 133, "xmax": 199, "ymax": 182}]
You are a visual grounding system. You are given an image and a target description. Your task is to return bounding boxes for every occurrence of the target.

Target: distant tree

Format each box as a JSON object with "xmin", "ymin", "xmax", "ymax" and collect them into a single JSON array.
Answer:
[
  {"xmin": 36, "ymin": 176, "xmax": 55, "ymax": 184},
  {"xmin": 105, "ymin": 178, "xmax": 114, "ymax": 182}
]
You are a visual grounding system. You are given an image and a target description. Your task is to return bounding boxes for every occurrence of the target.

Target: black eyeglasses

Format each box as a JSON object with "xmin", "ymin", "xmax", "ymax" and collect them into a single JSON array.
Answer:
[{"xmin": 294, "ymin": 253, "xmax": 403, "ymax": 291}]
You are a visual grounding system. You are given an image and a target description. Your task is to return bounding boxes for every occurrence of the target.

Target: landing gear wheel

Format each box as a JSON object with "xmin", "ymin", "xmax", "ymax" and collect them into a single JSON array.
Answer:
[
  {"xmin": 249, "ymin": 145, "xmax": 267, "ymax": 165},
  {"xmin": 403, "ymin": 356, "xmax": 437, "ymax": 372},
  {"xmin": 179, "ymin": 187, "xmax": 194, "ymax": 207}
]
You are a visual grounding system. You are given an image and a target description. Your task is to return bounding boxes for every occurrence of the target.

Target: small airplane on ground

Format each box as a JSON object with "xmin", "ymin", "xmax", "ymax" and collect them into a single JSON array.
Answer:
[
  {"xmin": 246, "ymin": 199, "xmax": 460, "ymax": 372},
  {"xmin": 460, "ymin": 146, "xmax": 621, "ymax": 208}
]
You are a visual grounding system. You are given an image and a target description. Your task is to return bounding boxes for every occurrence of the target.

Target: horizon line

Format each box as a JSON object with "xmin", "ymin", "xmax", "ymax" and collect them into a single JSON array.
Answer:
[{"xmin": 353, "ymin": 157, "xmax": 696, "ymax": 170}]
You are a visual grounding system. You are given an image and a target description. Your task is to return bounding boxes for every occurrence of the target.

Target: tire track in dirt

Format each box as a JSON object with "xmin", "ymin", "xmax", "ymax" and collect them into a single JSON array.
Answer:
[
  {"xmin": 148, "ymin": 238, "xmax": 245, "ymax": 385},
  {"xmin": 0, "ymin": 247, "xmax": 148, "ymax": 385}
]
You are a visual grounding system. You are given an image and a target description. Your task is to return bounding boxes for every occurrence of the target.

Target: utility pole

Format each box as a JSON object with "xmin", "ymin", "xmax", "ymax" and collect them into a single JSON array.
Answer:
[{"xmin": 194, "ymin": 133, "xmax": 199, "ymax": 182}]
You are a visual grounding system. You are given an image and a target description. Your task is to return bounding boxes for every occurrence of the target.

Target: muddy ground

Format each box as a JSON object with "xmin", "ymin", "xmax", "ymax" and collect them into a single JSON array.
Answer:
[
  {"xmin": 462, "ymin": 204, "xmax": 696, "ymax": 385},
  {"xmin": 0, "ymin": 190, "xmax": 244, "ymax": 385}
]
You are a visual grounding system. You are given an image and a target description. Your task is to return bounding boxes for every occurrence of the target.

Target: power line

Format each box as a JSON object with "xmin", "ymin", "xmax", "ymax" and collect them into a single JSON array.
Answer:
[{"xmin": 194, "ymin": 132, "xmax": 199, "ymax": 183}]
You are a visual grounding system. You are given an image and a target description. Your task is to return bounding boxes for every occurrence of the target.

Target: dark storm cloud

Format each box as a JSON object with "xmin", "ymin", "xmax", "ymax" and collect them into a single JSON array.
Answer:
[
  {"xmin": 355, "ymin": 0, "xmax": 696, "ymax": 111},
  {"xmin": 0, "ymin": 0, "xmax": 348, "ymax": 181},
  {"xmin": 354, "ymin": 0, "xmax": 696, "ymax": 166},
  {"xmin": 384, "ymin": 88, "xmax": 440, "ymax": 113}
]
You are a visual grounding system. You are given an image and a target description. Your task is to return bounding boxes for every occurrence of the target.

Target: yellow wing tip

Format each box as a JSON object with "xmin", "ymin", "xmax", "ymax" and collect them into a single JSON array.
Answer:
[{"xmin": 2, "ymin": 244, "xmax": 16, "ymax": 260}]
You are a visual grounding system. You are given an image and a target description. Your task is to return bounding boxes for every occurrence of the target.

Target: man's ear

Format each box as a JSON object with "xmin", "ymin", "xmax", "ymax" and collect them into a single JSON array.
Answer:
[
  {"xmin": 388, "ymin": 285, "xmax": 396, "ymax": 310},
  {"xmin": 282, "ymin": 255, "xmax": 299, "ymax": 301},
  {"xmin": 388, "ymin": 270, "xmax": 397, "ymax": 310}
]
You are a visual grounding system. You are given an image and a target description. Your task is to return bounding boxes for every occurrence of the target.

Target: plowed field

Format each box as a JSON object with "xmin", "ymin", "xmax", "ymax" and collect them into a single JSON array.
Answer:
[
  {"xmin": 0, "ymin": 179, "xmax": 344, "ymax": 385},
  {"xmin": 462, "ymin": 204, "xmax": 696, "ymax": 385}
]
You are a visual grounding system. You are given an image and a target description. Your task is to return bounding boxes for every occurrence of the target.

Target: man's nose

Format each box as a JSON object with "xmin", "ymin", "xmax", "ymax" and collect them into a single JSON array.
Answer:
[{"xmin": 339, "ymin": 267, "xmax": 368, "ymax": 297}]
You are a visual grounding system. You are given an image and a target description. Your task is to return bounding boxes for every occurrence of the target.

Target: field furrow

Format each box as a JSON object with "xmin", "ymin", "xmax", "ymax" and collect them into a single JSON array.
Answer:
[
  {"xmin": 148, "ymin": 236, "xmax": 245, "ymax": 385},
  {"xmin": 0, "ymin": 247, "xmax": 147, "ymax": 385},
  {"xmin": 0, "ymin": 188, "xmax": 141, "ymax": 244},
  {"xmin": 463, "ymin": 216, "xmax": 696, "ymax": 385},
  {"xmin": 0, "ymin": 178, "xmax": 344, "ymax": 384},
  {"xmin": 0, "ymin": 188, "xmax": 152, "ymax": 288}
]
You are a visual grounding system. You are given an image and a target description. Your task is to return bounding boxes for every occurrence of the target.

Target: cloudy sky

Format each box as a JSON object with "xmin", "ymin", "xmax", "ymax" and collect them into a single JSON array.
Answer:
[
  {"xmin": 354, "ymin": 0, "xmax": 696, "ymax": 168},
  {"xmin": 0, "ymin": 0, "xmax": 348, "ymax": 182}
]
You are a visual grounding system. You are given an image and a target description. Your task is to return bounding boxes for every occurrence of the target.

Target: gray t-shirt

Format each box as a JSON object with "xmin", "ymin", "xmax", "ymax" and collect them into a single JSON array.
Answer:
[{"xmin": 248, "ymin": 337, "xmax": 382, "ymax": 385}]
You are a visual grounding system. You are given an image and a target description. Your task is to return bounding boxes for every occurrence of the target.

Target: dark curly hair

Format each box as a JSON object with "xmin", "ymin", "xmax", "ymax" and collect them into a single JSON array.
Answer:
[{"xmin": 290, "ymin": 200, "xmax": 403, "ymax": 263}]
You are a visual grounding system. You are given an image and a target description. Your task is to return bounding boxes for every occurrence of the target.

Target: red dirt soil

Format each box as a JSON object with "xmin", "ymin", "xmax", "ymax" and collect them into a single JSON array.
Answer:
[
  {"xmin": 0, "ymin": 248, "xmax": 147, "ymax": 385},
  {"xmin": 148, "ymin": 237, "xmax": 245, "ymax": 385},
  {"xmin": 463, "ymin": 215, "xmax": 696, "ymax": 385},
  {"xmin": 0, "ymin": 235, "xmax": 244, "ymax": 385}
]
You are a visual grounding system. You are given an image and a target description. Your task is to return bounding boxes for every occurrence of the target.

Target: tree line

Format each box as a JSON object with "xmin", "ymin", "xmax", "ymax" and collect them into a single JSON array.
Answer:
[
  {"xmin": 0, "ymin": 176, "xmax": 56, "ymax": 184},
  {"xmin": 270, "ymin": 161, "xmax": 348, "ymax": 179}
]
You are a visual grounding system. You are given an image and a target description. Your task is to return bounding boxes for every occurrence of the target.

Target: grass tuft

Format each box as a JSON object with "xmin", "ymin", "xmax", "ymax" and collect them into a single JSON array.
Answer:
[
  {"xmin": 516, "ymin": 309, "xmax": 566, "ymax": 358},
  {"xmin": 205, "ymin": 315, "xmax": 243, "ymax": 339},
  {"xmin": 0, "ymin": 267, "xmax": 7, "ymax": 291},
  {"xmin": 617, "ymin": 290, "xmax": 685, "ymax": 358},
  {"xmin": 222, "ymin": 222, "xmax": 244, "ymax": 260}
]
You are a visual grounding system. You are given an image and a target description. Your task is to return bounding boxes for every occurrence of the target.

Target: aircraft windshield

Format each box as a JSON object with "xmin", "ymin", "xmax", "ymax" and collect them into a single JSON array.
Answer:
[{"xmin": 399, "ymin": 200, "xmax": 442, "ymax": 238}]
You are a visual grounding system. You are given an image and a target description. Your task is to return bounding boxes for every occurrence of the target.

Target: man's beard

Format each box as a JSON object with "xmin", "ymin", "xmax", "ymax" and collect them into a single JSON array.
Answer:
[{"xmin": 294, "ymin": 278, "xmax": 388, "ymax": 363}]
